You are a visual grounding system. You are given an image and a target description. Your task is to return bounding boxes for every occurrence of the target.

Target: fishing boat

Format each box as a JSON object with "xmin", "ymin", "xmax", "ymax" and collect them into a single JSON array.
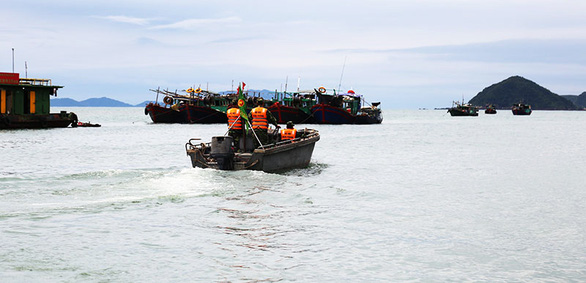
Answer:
[
  {"xmin": 512, "ymin": 103, "xmax": 532, "ymax": 115},
  {"xmin": 144, "ymin": 88, "xmax": 233, "ymax": 124},
  {"xmin": 185, "ymin": 128, "xmax": 320, "ymax": 172},
  {"xmin": 485, "ymin": 104, "xmax": 497, "ymax": 114},
  {"xmin": 1, "ymin": 72, "xmax": 78, "ymax": 129},
  {"xmin": 447, "ymin": 100, "xmax": 478, "ymax": 116},
  {"xmin": 268, "ymin": 90, "xmax": 316, "ymax": 124},
  {"xmin": 311, "ymin": 87, "xmax": 382, "ymax": 124}
]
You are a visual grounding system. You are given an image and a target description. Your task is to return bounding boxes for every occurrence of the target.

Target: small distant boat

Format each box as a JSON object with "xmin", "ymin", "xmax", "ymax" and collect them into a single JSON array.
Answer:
[
  {"xmin": 311, "ymin": 88, "xmax": 382, "ymax": 124},
  {"xmin": 144, "ymin": 88, "xmax": 232, "ymax": 124},
  {"xmin": 76, "ymin": 121, "xmax": 101, "ymax": 127},
  {"xmin": 512, "ymin": 103, "xmax": 532, "ymax": 115},
  {"xmin": 485, "ymin": 104, "xmax": 497, "ymax": 114},
  {"xmin": 185, "ymin": 129, "xmax": 320, "ymax": 172},
  {"xmin": 447, "ymin": 100, "xmax": 478, "ymax": 116},
  {"xmin": 1, "ymin": 72, "xmax": 78, "ymax": 129}
]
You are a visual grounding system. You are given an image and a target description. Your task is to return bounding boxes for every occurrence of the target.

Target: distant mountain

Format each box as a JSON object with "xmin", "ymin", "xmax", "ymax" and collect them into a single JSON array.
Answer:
[
  {"xmin": 562, "ymin": 92, "xmax": 586, "ymax": 109},
  {"xmin": 135, "ymin": 101, "xmax": 154, "ymax": 107},
  {"xmin": 578, "ymin": 92, "xmax": 586, "ymax": 109},
  {"xmin": 469, "ymin": 76, "xmax": 579, "ymax": 110},
  {"xmin": 51, "ymin": 97, "xmax": 135, "ymax": 107},
  {"xmin": 562, "ymin": 95, "xmax": 579, "ymax": 105},
  {"xmin": 79, "ymin": 97, "xmax": 133, "ymax": 107},
  {"xmin": 50, "ymin": 98, "xmax": 80, "ymax": 106}
]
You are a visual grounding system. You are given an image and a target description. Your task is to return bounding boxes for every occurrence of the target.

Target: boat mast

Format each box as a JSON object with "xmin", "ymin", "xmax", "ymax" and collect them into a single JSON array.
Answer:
[
  {"xmin": 337, "ymin": 56, "xmax": 347, "ymax": 94},
  {"xmin": 156, "ymin": 86, "xmax": 160, "ymax": 103},
  {"xmin": 284, "ymin": 76, "xmax": 288, "ymax": 95}
]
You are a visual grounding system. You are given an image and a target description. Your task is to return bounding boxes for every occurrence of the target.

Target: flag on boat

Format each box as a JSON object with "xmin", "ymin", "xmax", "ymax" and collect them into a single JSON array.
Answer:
[{"xmin": 237, "ymin": 82, "xmax": 249, "ymax": 130}]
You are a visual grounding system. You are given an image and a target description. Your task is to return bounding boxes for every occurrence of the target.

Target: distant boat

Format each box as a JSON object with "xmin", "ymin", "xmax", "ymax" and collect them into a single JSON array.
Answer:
[
  {"xmin": 267, "ymin": 90, "xmax": 316, "ymax": 124},
  {"xmin": 144, "ymin": 88, "xmax": 231, "ymax": 124},
  {"xmin": 311, "ymin": 88, "xmax": 382, "ymax": 124},
  {"xmin": 512, "ymin": 103, "xmax": 532, "ymax": 115},
  {"xmin": 485, "ymin": 104, "xmax": 497, "ymax": 114},
  {"xmin": 447, "ymin": 100, "xmax": 478, "ymax": 116},
  {"xmin": 1, "ymin": 72, "xmax": 78, "ymax": 129}
]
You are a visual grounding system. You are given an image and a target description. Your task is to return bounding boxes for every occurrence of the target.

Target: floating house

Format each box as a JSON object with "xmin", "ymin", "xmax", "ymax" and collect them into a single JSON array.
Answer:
[{"xmin": 0, "ymin": 72, "xmax": 77, "ymax": 129}]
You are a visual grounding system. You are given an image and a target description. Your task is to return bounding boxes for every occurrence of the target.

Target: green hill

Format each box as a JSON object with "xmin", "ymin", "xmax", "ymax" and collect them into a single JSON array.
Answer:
[
  {"xmin": 577, "ymin": 92, "xmax": 586, "ymax": 109},
  {"xmin": 469, "ymin": 76, "xmax": 578, "ymax": 110},
  {"xmin": 561, "ymin": 92, "xmax": 586, "ymax": 109},
  {"xmin": 561, "ymin": 95, "xmax": 579, "ymax": 105}
]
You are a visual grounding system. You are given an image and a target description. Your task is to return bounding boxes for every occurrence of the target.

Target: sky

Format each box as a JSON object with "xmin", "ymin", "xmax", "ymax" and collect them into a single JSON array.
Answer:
[{"xmin": 2, "ymin": 0, "xmax": 586, "ymax": 108}]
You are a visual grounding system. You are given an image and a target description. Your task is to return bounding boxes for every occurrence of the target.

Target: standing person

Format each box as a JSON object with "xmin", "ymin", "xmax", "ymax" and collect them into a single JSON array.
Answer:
[
  {"xmin": 249, "ymin": 99, "xmax": 279, "ymax": 147},
  {"xmin": 280, "ymin": 121, "xmax": 297, "ymax": 141},
  {"xmin": 226, "ymin": 106, "xmax": 242, "ymax": 150}
]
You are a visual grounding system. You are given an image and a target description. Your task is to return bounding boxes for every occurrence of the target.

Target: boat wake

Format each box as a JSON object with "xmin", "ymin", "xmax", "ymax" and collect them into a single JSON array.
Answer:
[{"xmin": 281, "ymin": 162, "xmax": 329, "ymax": 177}]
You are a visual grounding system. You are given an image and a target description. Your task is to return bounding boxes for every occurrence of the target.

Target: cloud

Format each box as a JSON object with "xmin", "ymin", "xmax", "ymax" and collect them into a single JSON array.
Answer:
[
  {"xmin": 95, "ymin": 15, "xmax": 153, "ymax": 26},
  {"xmin": 150, "ymin": 17, "xmax": 241, "ymax": 30},
  {"xmin": 209, "ymin": 36, "xmax": 266, "ymax": 44},
  {"xmin": 400, "ymin": 39, "xmax": 586, "ymax": 65},
  {"xmin": 325, "ymin": 39, "xmax": 586, "ymax": 65}
]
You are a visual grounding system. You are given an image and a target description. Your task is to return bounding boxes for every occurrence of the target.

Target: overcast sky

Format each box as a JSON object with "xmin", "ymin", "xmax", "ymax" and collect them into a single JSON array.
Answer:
[{"xmin": 3, "ymin": 0, "xmax": 586, "ymax": 108}]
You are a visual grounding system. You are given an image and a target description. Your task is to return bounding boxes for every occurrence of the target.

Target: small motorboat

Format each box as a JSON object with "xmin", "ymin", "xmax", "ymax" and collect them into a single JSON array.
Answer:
[
  {"xmin": 512, "ymin": 103, "xmax": 532, "ymax": 115},
  {"xmin": 485, "ymin": 104, "xmax": 497, "ymax": 114},
  {"xmin": 447, "ymin": 100, "xmax": 478, "ymax": 116},
  {"xmin": 185, "ymin": 128, "xmax": 320, "ymax": 173},
  {"xmin": 75, "ymin": 121, "xmax": 101, "ymax": 127}
]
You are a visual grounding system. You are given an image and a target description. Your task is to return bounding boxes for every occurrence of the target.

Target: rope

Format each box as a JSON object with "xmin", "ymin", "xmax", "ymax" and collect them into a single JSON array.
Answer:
[{"xmin": 247, "ymin": 119, "xmax": 265, "ymax": 150}]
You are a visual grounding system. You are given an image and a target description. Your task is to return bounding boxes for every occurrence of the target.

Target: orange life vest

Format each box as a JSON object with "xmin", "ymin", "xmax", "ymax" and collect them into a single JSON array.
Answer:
[
  {"xmin": 281, "ymin": 128, "xmax": 297, "ymax": 140},
  {"xmin": 250, "ymin": 107, "xmax": 268, "ymax": 129},
  {"xmin": 227, "ymin": 108, "xmax": 242, "ymax": 130}
]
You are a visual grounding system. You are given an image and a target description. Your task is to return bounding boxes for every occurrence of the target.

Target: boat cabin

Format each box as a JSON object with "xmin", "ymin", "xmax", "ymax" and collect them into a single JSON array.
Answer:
[
  {"xmin": 1, "ymin": 72, "xmax": 61, "ymax": 116},
  {"xmin": 1, "ymin": 72, "xmax": 77, "ymax": 129}
]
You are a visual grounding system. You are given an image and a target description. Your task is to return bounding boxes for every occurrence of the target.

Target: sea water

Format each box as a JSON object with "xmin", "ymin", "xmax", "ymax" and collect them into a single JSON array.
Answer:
[{"xmin": 1, "ymin": 108, "xmax": 585, "ymax": 282}]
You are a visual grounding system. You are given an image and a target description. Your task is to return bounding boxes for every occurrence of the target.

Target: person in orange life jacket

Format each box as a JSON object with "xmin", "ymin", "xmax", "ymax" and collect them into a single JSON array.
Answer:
[
  {"xmin": 226, "ymin": 105, "xmax": 243, "ymax": 149},
  {"xmin": 280, "ymin": 121, "xmax": 297, "ymax": 141},
  {"xmin": 249, "ymin": 99, "xmax": 279, "ymax": 146}
]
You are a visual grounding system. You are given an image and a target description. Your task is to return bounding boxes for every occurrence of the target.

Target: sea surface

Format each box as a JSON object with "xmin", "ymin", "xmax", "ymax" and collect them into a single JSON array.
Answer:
[{"xmin": 1, "ymin": 108, "xmax": 586, "ymax": 282}]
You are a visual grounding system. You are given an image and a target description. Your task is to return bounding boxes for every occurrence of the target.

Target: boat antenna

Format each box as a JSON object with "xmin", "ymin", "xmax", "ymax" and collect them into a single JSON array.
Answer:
[
  {"xmin": 25, "ymin": 61, "xmax": 27, "ymax": 78},
  {"xmin": 337, "ymin": 56, "xmax": 347, "ymax": 93},
  {"xmin": 12, "ymin": 48, "xmax": 15, "ymax": 73},
  {"xmin": 297, "ymin": 76, "xmax": 300, "ymax": 92}
]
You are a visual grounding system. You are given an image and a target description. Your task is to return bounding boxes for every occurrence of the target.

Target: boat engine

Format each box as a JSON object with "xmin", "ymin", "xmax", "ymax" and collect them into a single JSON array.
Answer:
[{"xmin": 210, "ymin": 136, "xmax": 234, "ymax": 170}]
